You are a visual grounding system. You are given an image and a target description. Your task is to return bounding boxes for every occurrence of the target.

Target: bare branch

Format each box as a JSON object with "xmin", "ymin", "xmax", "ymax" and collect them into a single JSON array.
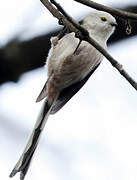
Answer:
[
  {"xmin": 74, "ymin": 0, "xmax": 137, "ymax": 20},
  {"xmin": 40, "ymin": 0, "xmax": 83, "ymax": 37},
  {"xmin": 50, "ymin": 0, "xmax": 88, "ymax": 37},
  {"xmin": 40, "ymin": 0, "xmax": 137, "ymax": 90}
]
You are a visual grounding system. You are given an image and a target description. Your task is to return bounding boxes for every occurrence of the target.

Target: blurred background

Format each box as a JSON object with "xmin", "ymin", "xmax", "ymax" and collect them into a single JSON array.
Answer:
[{"xmin": 0, "ymin": 0, "xmax": 137, "ymax": 180}]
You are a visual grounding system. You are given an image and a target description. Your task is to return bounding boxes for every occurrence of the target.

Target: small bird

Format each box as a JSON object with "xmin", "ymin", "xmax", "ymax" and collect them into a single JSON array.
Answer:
[{"xmin": 10, "ymin": 10, "xmax": 117, "ymax": 180}]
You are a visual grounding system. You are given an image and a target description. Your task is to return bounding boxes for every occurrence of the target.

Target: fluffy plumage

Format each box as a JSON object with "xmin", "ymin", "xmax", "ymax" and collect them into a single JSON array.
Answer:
[{"xmin": 10, "ymin": 10, "xmax": 117, "ymax": 180}]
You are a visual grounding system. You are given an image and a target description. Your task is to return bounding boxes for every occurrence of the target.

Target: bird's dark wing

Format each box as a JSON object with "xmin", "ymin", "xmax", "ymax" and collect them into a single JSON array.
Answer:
[{"xmin": 50, "ymin": 62, "xmax": 101, "ymax": 114}]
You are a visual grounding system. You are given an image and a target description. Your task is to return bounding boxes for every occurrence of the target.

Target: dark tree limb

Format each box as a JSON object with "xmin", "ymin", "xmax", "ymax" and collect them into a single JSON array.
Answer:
[
  {"xmin": 40, "ymin": 0, "xmax": 137, "ymax": 90},
  {"xmin": 74, "ymin": 0, "xmax": 137, "ymax": 20},
  {"xmin": 0, "ymin": 31, "xmax": 59, "ymax": 84}
]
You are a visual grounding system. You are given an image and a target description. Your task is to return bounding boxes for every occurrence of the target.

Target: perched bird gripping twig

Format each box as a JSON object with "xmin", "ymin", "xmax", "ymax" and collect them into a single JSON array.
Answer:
[{"xmin": 10, "ymin": 10, "xmax": 117, "ymax": 180}]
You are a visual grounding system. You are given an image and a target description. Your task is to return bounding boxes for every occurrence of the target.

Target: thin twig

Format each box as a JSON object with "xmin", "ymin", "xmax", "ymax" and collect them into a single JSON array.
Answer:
[
  {"xmin": 125, "ymin": 19, "xmax": 132, "ymax": 34},
  {"xmin": 50, "ymin": 0, "xmax": 89, "ymax": 38},
  {"xmin": 74, "ymin": 0, "xmax": 137, "ymax": 20},
  {"xmin": 40, "ymin": 0, "xmax": 84, "ymax": 38},
  {"xmin": 40, "ymin": 0, "xmax": 137, "ymax": 90}
]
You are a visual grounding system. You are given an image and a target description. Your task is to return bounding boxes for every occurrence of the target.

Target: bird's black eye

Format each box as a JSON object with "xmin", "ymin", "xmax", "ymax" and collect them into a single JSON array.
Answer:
[{"xmin": 101, "ymin": 16, "xmax": 107, "ymax": 22}]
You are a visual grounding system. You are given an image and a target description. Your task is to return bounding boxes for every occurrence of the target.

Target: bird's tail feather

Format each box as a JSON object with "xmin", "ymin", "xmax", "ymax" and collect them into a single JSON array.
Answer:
[{"xmin": 9, "ymin": 99, "xmax": 55, "ymax": 180}]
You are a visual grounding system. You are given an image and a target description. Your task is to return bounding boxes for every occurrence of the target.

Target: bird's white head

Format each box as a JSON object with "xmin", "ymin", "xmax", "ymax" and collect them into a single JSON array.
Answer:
[{"xmin": 81, "ymin": 10, "xmax": 117, "ymax": 43}]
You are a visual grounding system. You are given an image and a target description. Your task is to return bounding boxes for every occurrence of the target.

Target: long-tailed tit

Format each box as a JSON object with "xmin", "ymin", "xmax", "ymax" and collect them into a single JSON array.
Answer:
[{"xmin": 10, "ymin": 10, "xmax": 117, "ymax": 180}]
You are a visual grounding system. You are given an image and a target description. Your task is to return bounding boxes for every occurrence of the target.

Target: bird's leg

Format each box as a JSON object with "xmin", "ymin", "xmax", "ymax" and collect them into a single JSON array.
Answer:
[{"xmin": 73, "ymin": 39, "xmax": 82, "ymax": 54}]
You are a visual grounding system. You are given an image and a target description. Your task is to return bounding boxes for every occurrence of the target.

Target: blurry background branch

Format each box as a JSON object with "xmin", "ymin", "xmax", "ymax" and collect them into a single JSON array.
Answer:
[{"xmin": 0, "ymin": 3, "xmax": 137, "ymax": 84}]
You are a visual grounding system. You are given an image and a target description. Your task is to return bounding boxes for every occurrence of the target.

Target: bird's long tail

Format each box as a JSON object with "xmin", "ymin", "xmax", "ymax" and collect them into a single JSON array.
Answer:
[{"xmin": 9, "ymin": 99, "xmax": 55, "ymax": 180}]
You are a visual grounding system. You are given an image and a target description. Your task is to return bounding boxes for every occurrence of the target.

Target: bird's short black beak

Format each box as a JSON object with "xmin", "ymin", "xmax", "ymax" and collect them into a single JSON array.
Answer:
[{"xmin": 110, "ymin": 22, "xmax": 118, "ymax": 27}]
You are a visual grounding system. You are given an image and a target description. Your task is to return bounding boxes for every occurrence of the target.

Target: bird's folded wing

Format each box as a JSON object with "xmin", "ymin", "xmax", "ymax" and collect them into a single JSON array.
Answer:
[{"xmin": 50, "ymin": 62, "xmax": 101, "ymax": 114}]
